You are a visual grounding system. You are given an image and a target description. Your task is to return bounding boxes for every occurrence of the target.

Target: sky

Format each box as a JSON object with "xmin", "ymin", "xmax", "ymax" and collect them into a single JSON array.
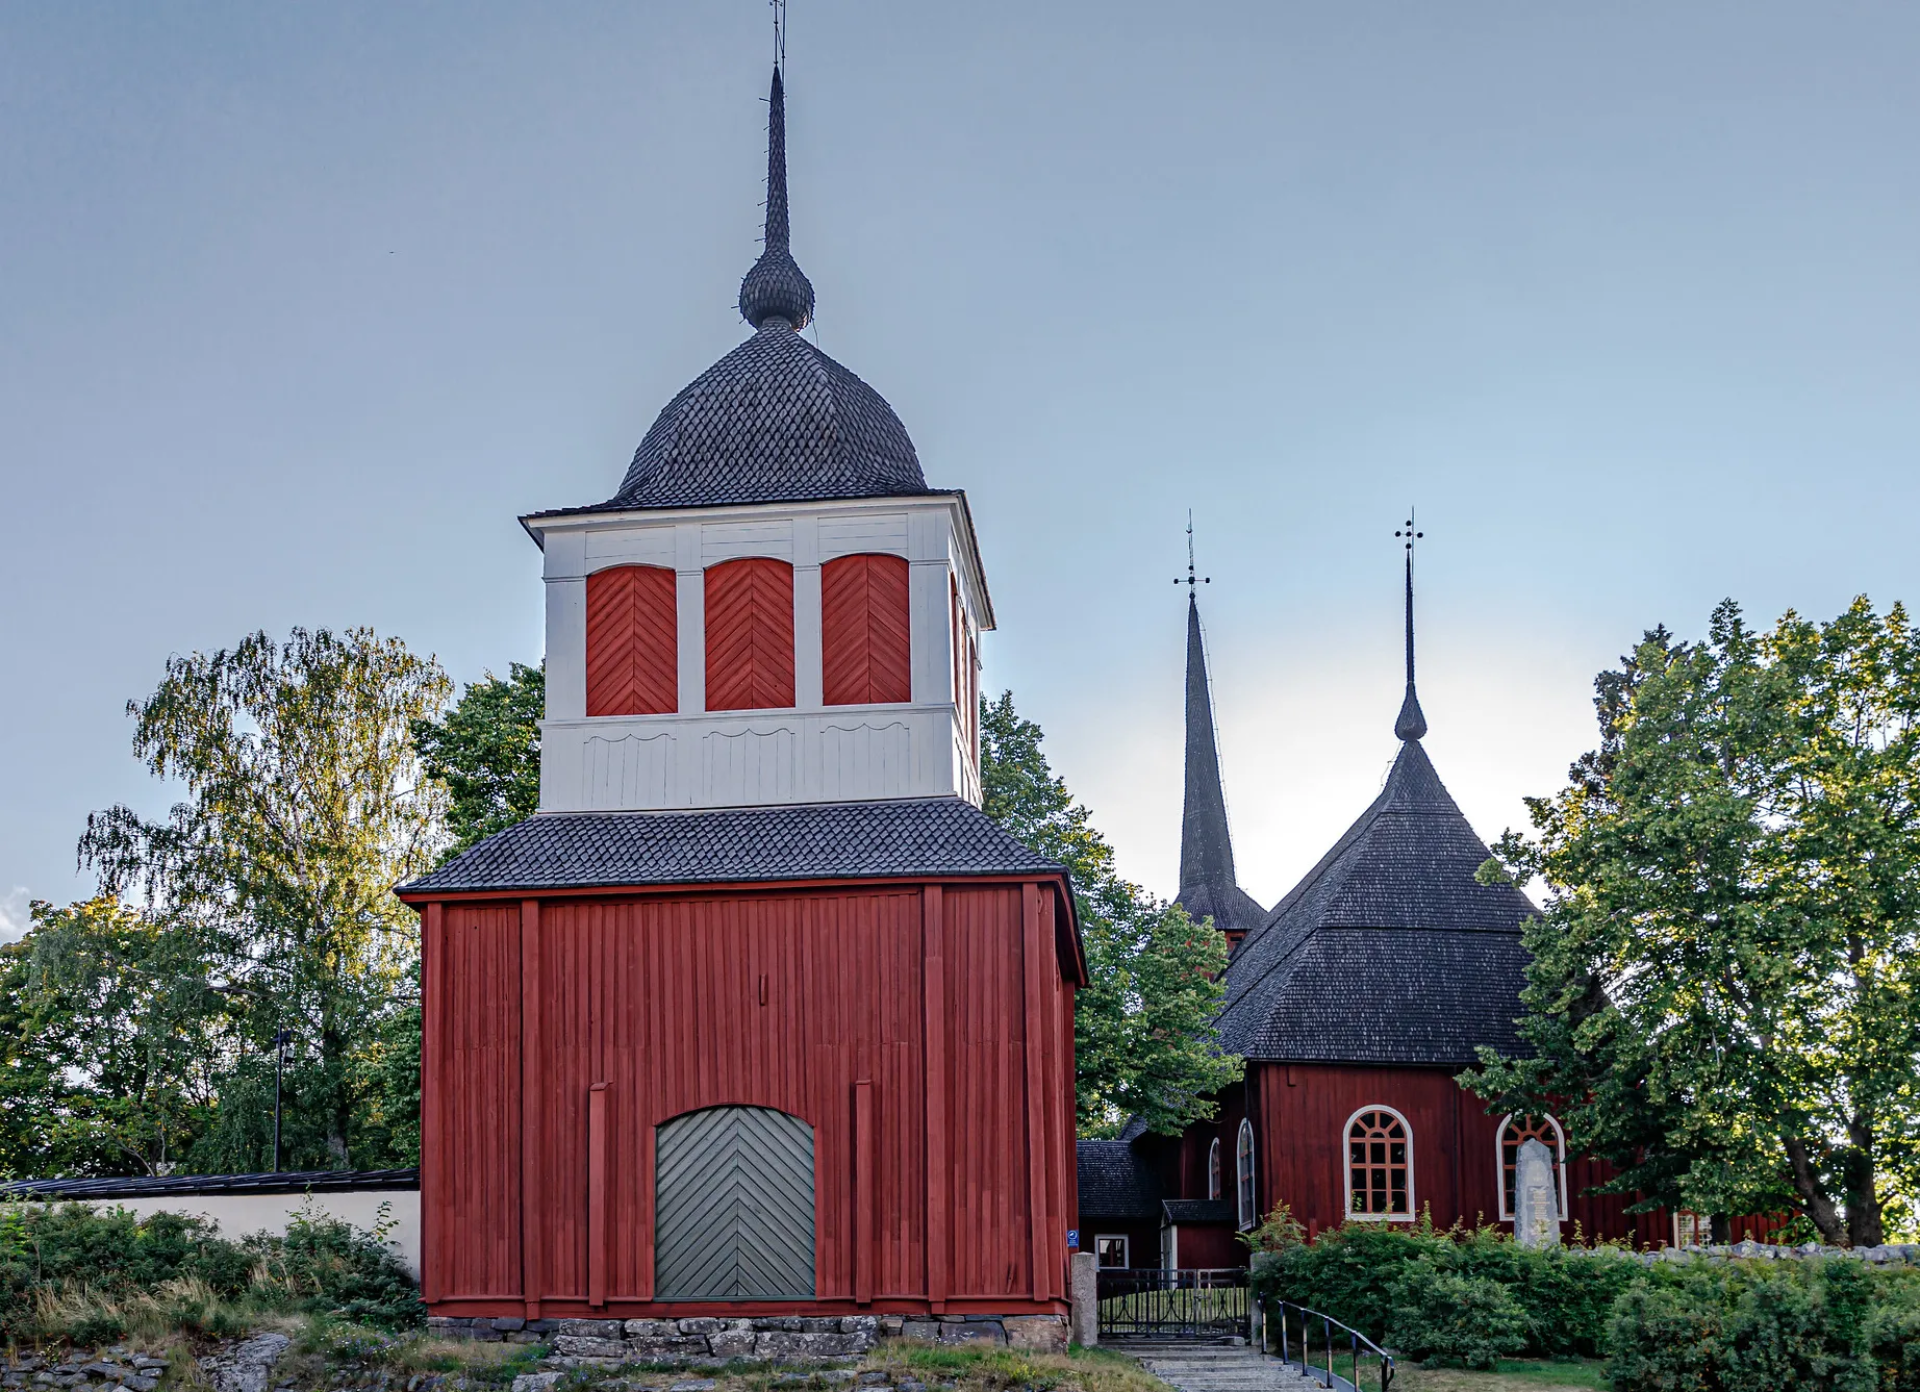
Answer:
[{"xmin": 3, "ymin": 3, "xmax": 1918, "ymax": 938}]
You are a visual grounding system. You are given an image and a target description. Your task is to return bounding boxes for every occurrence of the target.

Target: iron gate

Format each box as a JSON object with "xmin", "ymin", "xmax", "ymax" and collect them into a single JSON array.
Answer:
[{"xmin": 1096, "ymin": 1267, "xmax": 1250, "ymax": 1340}]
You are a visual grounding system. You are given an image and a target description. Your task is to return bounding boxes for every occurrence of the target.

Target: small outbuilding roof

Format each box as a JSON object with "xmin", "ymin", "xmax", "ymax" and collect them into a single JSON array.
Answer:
[
  {"xmin": 1076, "ymin": 1140, "xmax": 1164, "ymax": 1221},
  {"xmin": 2, "ymin": 1169, "xmax": 419, "ymax": 1199},
  {"xmin": 1161, "ymin": 1198, "xmax": 1233, "ymax": 1225}
]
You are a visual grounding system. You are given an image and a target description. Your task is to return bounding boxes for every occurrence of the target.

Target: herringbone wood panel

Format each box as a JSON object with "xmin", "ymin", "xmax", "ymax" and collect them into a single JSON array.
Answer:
[
  {"xmin": 822, "ymin": 553, "xmax": 910, "ymax": 705},
  {"xmin": 586, "ymin": 565, "xmax": 678, "ymax": 716},
  {"xmin": 705, "ymin": 558, "xmax": 796, "ymax": 711},
  {"xmin": 655, "ymin": 1106, "xmax": 814, "ymax": 1299}
]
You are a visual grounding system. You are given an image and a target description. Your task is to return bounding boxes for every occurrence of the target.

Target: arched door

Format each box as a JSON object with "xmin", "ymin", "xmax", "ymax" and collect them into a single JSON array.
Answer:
[{"xmin": 654, "ymin": 1106, "xmax": 815, "ymax": 1299}]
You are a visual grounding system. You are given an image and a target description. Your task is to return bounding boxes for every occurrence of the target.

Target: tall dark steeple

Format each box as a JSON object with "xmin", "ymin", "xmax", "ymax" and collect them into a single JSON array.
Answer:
[
  {"xmin": 738, "ymin": 67, "xmax": 816, "ymax": 331},
  {"xmin": 1394, "ymin": 512, "xmax": 1428, "ymax": 742},
  {"xmin": 1172, "ymin": 522, "xmax": 1267, "ymax": 945}
]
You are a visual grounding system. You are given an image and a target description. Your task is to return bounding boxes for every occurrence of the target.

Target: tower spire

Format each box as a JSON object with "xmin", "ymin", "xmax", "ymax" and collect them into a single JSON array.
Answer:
[
  {"xmin": 738, "ymin": 65, "xmax": 815, "ymax": 330},
  {"xmin": 1176, "ymin": 518, "xmax": 1233, "ymax": 895},
  {"xmin": 1394, "ymin": 511, "xmax": 1427, "ymax": 742}
]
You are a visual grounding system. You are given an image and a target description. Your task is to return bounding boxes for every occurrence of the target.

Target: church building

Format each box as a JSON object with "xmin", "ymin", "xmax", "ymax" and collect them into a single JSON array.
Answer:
[
  {"xmin": 399, "ymin": 69, "xmax": 1083, "ymax": 1348},
  {"xmin": 1078, "ymin": 539, "xmax": 1672, "ymax": 1269}
]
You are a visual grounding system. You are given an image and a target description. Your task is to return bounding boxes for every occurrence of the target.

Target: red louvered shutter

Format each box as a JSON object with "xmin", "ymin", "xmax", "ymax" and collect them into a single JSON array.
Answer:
[
  {"xmin": 822, "ymin": 554, "xmax": 911, "ymax": 705},
  {"xmin": 704, "ymin": 557, "xmax": 796, "ymax": 711},
  {"xmin": 585, "ymin": 565, "xmax": 678, "ymax": 716}
]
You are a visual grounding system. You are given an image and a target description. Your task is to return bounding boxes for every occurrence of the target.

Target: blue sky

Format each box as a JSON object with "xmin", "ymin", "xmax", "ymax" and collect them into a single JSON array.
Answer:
[{"xmin": 3, "ymin": 3, "xmax": 1917, "ymax": 935}]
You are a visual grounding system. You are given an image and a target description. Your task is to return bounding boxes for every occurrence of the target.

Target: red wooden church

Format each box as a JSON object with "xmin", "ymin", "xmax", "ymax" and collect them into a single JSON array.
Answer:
[
  {"xmin": 399, "ymin": 69, "xmax": 1084, "ymax": 1353},
  {"xmin": 1078, "ymin": 544, "xmax": 1683, "ymax": 1271}
]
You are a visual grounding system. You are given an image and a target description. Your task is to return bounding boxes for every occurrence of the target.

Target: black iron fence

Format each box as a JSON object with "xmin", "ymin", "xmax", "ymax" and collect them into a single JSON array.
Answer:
[
  {"xmin": 1265, "ymin": 1299, "xmax": 1395, "ymax": 1392},
  {"xmin": 1096, "ymin": 1267, "xmax": 1249, "ymax": 1340}
]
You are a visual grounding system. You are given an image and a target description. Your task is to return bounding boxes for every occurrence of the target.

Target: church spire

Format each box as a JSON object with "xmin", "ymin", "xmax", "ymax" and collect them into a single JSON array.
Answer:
[
  {"xmin": 1394, "ymin": 512, "xmax": 1428, "ymax": 742},
  {"xmin": 738, "ymin": 66, "xmax": 816, "ymax": 331},
  {"xmin": 1175, "ymin": 517, "xmax": 1235, "ymax": 896}
]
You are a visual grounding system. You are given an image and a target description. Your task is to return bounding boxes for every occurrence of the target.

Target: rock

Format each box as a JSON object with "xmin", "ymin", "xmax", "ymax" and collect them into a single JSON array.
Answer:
[
  {"xmin": 840, "ymin": 1319, "xmax": 879, "ymax": 1339},
  {"xmin": 131, "ymin": 1366, "xmax": 166, "ymax": 1376},
  {"xmin": 624, "ymin": 1321, "xmax": 678, "ymax": 1338},
  {"xmin": 489, "ymin": 1318, "xmax": 527, "ymax": 1333},
  {"xmin": 558, "ymin": 1320, "xmax": 624, "ymax": 1339},
  {"xmin": 553, "ymin": 1338, "xmax": 627, "ymax": 1360},
  {"xmin": 707, "ymin": 1331, "xmax": 756, "ymax": 1360},
  {"xmin": 899, "ymin": 1321, "xmax": 941, "ymax": 1343},
  {"xmin": 857, "ymin": 1375, "xmax": 891, "ymax": 1386},
  {"xmin": 754, "ymin": 1333, "xmax": 860, "ymax": 1360},
  {"xmin": 509, "ymin": 1374, "xmax": 564, "ymax": 1392},
  {"xmin": 124, "ymin": 1380, "xmax": 157, "ymax": 1392},
  {"xmin": 673, "ymin": 1319, "xmax": 722, "ymax": 1336},
  {"xmin": 878, "ymin": 1318, "xmax": 905, "ymax": 1338},
  {"xmin": 625, "ymin": 1338, "xmax": 708, "ymax": 1360},
  {"xmin": 200, "ymin": 1334, "xmax": 293, "ymax": 1392},
  {"xmin": 821, "ymin": 1376, "xmax": 856, "ymax": 1386},
  {"xmin": 938, "ymin": 1323, "xmax": 1005, "ymax": 1348},
  {"xmin": 896, "ymin": 1381, "xmax": 926, "ymax": 1392},
  {"xmin": 668, "ymin": 1383, "xmax": 716, "ymax": 1392},
  {"xmin": 1003, "ymin": 1317, "xmax": 1066, "ymax": 1355}
]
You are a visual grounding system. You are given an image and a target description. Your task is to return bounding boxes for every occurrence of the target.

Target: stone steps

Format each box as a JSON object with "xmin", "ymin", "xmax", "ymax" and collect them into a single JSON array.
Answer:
[{"xmin": 1108, "ymin": 1340, "xmax": 1324, "ymax": 1392}]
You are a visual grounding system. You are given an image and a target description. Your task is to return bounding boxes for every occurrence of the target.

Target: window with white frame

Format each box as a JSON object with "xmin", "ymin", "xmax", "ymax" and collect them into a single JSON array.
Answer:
[
  {"xmin": 1496, "ymin": 1114, "xmax": 1568, "ymax": 1222},
  {"xmin": 1235, "ymin": 1119, "xmax": 1256, "ymax": 1229},
  {"xmin": 1094, "ymin": 1234, "xmax": 1130, "ymax": 1268},
  {"xmin": 1345, "ymin": 1107, "xmax": 1413, "ymax": 1220},
  {"xmin": 1208, "ymin": 1137, "xmax": 1223, "ymax": 1200}
]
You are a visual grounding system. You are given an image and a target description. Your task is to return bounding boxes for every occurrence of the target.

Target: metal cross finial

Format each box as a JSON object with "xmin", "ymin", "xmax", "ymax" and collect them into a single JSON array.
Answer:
[
  {"xmin": 1175, "ymin": 510, "xmax": 1212, "ymax": 590},
  {"xmin": 771, "ymin": 0, "xmax": 787, "ymax": 69},
  {"xmin": 1393, "ymin": 507, "xmax": 1429, "ymax": 741},
  {"xmin": 1395, "ymin": 510, "xmax": 1423, "ymax": 556}
]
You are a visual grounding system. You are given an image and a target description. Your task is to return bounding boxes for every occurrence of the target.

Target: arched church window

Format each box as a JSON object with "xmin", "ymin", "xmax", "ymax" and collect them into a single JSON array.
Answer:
[
  {"xmin": 1207, "ymin": 1137, "xmax": 1222, "ymax": 1200},
  {"xmin": 655, "ymin": 1105, "xmax": 815, "ymax": 1299},
  {"xmin": 1235, "ymin": 1119, "xmax": 1255, "ymax": 1229},
  {"xmin": 822, "ymin": 553, "xmax": 911, "ymax": 705},
  {"xmin": 1345, "ymin": 1107, "xmax": 1412, "ymax": 1220},
  {"xmin": 1498, "ymin": 1114, "xmax": 1567, "ymax": 1222},
  {"xmin": 705, "ymin": 558, "xmax": 796, "ymax": 711},
  {"xmin": 586, "ymin": 565, "xmax": 678, "ymax": 716}
]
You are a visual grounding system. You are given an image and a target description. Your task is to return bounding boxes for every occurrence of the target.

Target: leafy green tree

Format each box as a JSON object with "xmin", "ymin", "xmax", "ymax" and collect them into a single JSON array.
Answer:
[
  {"xmin": 0, "ymin": 898, "xmax": 231, "ymax": 1177},
  {"xmin": 980, "ymin": 691, "xmax": 1238, "ymax": 1136},
  {"xmin": 412, "ymin": 662, "xmax": 544, "ymax": 858},
  {"xmin": 1469, "ymin": 598, "xmax": 1920, "ymax": 1247},
  {"xmin": 78, "ymin": 627, "xmax": 450, "ymax": 1169}
]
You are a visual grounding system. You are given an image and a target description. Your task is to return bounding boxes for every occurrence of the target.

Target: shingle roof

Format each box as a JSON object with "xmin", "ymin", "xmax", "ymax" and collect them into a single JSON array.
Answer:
[
  {"xmin": 1175, "ymin": 594, "xmax": 1267, "ymax": 938},
  {"xmin": 541, "ymin": 66, "xmax": 933, "ymax": 517},
  {"xmin": 398, "ymin": 797, "xmax": 1064, "ymax": 896},
  {"xmin": 2, "ymin": 1169, "xmax": 418, "ymax": 1199},
  {"xmin": 1162, "ymin": 1198, "xmax": 1233, "ymax": 1225},
  {"xmin": 1215, "ymin": 738, "xmax": 1536, "ymax": 1065},
  {"xmin": 1076, "ymin": 1141, "xmax": 1164, "ymax": 1221}
]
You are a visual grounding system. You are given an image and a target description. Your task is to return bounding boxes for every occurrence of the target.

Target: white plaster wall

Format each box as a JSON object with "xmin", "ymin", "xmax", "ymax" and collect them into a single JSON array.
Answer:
[{"xmin": 59, "ymin": 1190, "xmax": 421, "ymax": 1278}]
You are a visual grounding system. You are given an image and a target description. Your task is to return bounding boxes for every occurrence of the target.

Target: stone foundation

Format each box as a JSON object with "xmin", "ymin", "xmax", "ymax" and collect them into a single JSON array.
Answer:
[{"xmin": 425, "ymin": 1314, "xmax": 1069, "ymax": 1360}]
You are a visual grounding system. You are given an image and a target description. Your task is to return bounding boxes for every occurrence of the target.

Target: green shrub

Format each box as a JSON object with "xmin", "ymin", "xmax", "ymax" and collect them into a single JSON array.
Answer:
[{"xmin": 1384, "ymin": 1266, "xmax": 1530, "ymax": 1370}]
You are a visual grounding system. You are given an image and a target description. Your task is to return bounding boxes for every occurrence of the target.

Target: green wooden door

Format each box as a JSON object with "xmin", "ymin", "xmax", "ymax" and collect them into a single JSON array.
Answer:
[{"xmin": 655, "ymin": 1106, "xmax": 815, "ymax": 1299}]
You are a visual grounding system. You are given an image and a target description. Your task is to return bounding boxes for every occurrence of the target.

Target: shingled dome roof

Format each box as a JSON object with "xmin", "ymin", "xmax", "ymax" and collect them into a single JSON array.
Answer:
[{"xmin": 581, "ymin": 67, "xmax": 933, "ymax": 514}]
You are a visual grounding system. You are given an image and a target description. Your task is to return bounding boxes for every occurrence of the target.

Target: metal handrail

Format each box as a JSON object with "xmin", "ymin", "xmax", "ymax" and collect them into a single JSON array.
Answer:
[{"xmin": 1265, "ymin": 1299, "xmax": 1394, "ymax": 1392}]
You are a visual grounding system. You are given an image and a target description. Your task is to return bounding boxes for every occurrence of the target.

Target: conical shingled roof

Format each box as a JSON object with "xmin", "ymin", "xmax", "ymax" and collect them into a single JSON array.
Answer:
[
  {"xmin": 1213, "ymin": 739, "xmax": 1536, "ymax": 1065},
  {"xmin": 1174, "ymin": 595, "xmax": 1266, "ymax": 938},
  {"xmin": 580, "ymin": 67, "xmax": 935, "ymax": 514}
]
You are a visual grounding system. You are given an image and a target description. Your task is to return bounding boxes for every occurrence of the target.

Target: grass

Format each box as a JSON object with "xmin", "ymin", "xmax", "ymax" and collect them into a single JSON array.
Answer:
[{"xmin": 1387, "ymin": 1359, "xmax": 1609, "ymax": 1392}]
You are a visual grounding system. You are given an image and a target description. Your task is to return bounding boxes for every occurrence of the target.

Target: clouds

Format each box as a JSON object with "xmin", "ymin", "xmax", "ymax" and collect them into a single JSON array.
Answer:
[{"xmin": 0, "ymin": 886, "xmax": 30, "ymax": 945}]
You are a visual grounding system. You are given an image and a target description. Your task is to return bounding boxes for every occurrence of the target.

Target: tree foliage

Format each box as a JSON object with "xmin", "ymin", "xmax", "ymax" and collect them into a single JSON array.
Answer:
[
  {"xmin": 980, "ymin": 690, "xmax": 1238, "ymax": 1136},
  {"xmin": 1467, "ymin": 598, "xmax": 1920, "ymax": 1246},
  {"xmin": 412, "ymin": 662, "xmax": 544, "ymax": 858},
  {"xmin": 72, "ymin": 627, "xmax": 449, "ymax": 1170}
]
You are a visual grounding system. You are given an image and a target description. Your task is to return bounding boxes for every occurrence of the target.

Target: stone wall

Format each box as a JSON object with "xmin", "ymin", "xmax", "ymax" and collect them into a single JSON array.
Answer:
[
  {"xmin": 1640, "ymin": 1240, "xmax": 1920, "ymax": 1266},
  {"xmin": 423, "ymin": 1314, "xmax": 1068, "ymax": 1361}
]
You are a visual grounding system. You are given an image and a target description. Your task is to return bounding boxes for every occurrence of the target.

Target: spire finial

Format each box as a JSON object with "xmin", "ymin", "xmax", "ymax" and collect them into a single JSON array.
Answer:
[
  {"xmin": 738, "ymin": 60, "xmax": 815, "ymax": 330},
  {"xmin": 1174, "ymin": 510, "xmax": 1211, "ymax": 592},
  {"xmin": 1393, "ymin": 510, "xmax": 1428, "ymax": 741}
]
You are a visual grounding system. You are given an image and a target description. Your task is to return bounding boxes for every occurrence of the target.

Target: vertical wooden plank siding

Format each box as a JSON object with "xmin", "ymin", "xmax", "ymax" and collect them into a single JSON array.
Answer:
[
  {"xmin": 822, "ymin": 554, "xmax": 911, "ymax": 705},
  {"xmin": 921, "ymin": 888, "xmax": 948, "ymax": 1308},
  {"xmin": 589, "ymin": 1083, "xmax": 608, "ymax": 1306},
  {"xmin": 854, "ymin": 1079, "xmax": 874, "ymax": 1304},
  {"xmin": 422, "ymin": 878, "xmax": 1073, "ymax": 1313},
  {"xmin": 439, "ymin": 904, "xmax": 522, "ymax": 1298},
  {"xmin": 705, "ymin": 558, "xmax": 796, "ymax": 711},
  {"xmin": 421, "ymin": 903, "xmax": 445, "ymax": 1305},
  {"xmin": 520, "ymin": 899, "xmax": 543, "ymax": 1318},
  {"xmin": 1020, "ymin": 885, "xmax": 1051, "ymax": 1300},
  {"xmin": 586, "ymin": 565, "xmax": 678, "ymax": 715}
]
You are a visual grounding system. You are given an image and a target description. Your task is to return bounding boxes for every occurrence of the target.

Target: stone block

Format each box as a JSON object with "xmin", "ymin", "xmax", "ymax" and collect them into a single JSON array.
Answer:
[
  {"xmin": 552, "ymin": 1338, "xmax": 626, "ymax": 1360},
  {"xmin": 754, "ymin": 1332, "xmax": 860, "ymax": 1360},
  {"xmin": 878, "ymin": 1317, "xmax": 905, "ymax": 1338},
  {"xmin": 559, "ymin": 1320, "xmax": 625, "ymax": 1339},
  {"xmin": 626, "ymin": 1338, "xmax": 708, "ymax": 1360},
  {"xmin": 839, "ymin": 1317, "xmax": 879, "ymax": 1338},
  {"xmin": 675, "ymin": 1318, "xmax": 723, "ymax": 1335},
  {"xmin": 1003, "ymin": 1317, "xmax": 1066, "ymax": 1355},
  {"xmin": 899, "ymin": 1321, "xmax": 941, "ymax": 1343},
  {"xmin": 938, "ymin": 1323, "xmax": 1005, "ymax": 1347},
  {"xmin": 489, "ymin": 1318, "xmax": 527, "ymax": 1333},
  {"xmin": 510, "ymin": 1375, "xmax": 564, "ymax": 1392},
  {"xmin": 707, "ymin": 1331, "xmax": 757, "ymax": 1360},
  {"xmin": 624, "ymin": 1321, "xmax": 679, "ymax": 1339}
]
